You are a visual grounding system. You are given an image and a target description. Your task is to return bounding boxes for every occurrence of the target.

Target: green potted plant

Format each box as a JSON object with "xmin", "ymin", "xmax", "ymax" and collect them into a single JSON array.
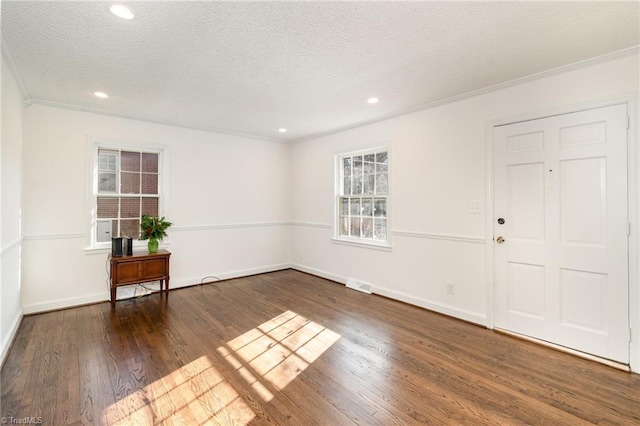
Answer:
[{"xmin": 140, "ymin": 215, "xmax": 173, "ymax": 253}]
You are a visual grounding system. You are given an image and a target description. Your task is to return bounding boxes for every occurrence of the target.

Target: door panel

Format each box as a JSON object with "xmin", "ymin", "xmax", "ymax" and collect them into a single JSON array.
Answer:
[
  {"xmin": 508, "ymin": 131, "xmax": 545, "ymax": 153},
  {"xmin": 560, "ymin": 268, "xmax": 607, "ymax": 333},
  {"xmin": 560, "ymin": 157, "xmax": 606, "ymax": 246},
  {"xmin": 508, "ymin": 262, "xmax": 545, "ymax": 319},
  {"xmin": 494, "ymin": 103, "xmax": 629, "ymax": 363},
  {"xmin": 559, "ymin": 121, "xmax": 606, "ymax": 147},
  {"xmin": 509, "ymin": 163, "xmax": 545, "ymax": 241}
]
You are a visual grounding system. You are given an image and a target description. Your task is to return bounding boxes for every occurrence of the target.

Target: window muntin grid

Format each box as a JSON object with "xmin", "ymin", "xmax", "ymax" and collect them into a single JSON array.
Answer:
[
  {"xmin": 338, "ymin": 150, "xmax": 388, "ymax": 242},
  {"xmin": 95, "ymin": 149, "xmax": 160, "ymax": 242}
]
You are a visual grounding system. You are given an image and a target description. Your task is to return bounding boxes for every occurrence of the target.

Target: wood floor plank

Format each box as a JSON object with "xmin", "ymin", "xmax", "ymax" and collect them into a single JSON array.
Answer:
[{"xmin": 2, "ymin": 269, "xmax": 639, "ymax": 425}]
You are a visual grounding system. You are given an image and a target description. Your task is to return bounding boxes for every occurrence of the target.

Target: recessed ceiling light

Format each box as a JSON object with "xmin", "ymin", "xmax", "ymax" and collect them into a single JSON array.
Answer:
[
  {"xmin": 94, "ymin": 91, "xmax": 109, "ymax": 98},
  {"xmin": 110, "ymin": 4, "xmax": 134, "ymax": 20},
  {"xmin": 278, "ymin": 128, "xmax": 287, "ymax": 133},
  {"xmin": 367, "ymin": 97, "xmax": 379, "ymax": 104}
]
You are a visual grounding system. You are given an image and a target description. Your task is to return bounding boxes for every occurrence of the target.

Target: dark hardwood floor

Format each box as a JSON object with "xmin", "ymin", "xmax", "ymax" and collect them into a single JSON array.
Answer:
[{"xmin": 2, "ymin": 269, "xmax": 639, "ymax": 425}]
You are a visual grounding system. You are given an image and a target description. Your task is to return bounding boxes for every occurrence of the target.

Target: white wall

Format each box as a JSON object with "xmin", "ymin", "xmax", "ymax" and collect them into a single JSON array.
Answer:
[
  {"xmin": 9, "ymin": 47, "xmax": 640, "ymax": 372},
  {"xmin": 21, "ymin": 105, "xmax": 292, "ymax": 313},
  {"xmin": 1, "ymin": 54, "xmax": 24, "ymax": 362},
  {"xmin": 291, "ymin": 52, "xmax": 640, "ymax": 370}
]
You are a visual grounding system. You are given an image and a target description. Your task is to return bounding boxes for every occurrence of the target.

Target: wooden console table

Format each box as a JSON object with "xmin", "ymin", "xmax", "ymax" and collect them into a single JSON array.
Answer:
[{"xmin": 109, "ymin": 249, "xmax": 171, "ymax": 307}]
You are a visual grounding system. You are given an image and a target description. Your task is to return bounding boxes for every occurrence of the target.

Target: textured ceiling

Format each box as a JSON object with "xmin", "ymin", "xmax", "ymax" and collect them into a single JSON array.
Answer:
[{"xmin": 2, "ymin": 1, "xmax": 639, "ymax": 142}]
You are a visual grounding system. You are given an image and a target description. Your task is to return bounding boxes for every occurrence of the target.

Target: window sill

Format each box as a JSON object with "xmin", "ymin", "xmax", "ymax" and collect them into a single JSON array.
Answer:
[
  {"xmin": 84, "ymin": 241, "xmax": 171, "ymax": 255},
  {"xmin": 331, "ymin": 237, "xmax": 392, "ymax": 251}
]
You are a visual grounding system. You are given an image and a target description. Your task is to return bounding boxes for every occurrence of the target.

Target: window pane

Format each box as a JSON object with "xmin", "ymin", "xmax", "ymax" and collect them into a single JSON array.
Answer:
[
  {"xmin": 362, "ymin": 218, "xmax": 373, "ymax": 238},
  {"xmin": 121, "ymin": 151, "xmax": 140, "ymax": 172},
  {"xmin": 375, "ymin": 173, "xmax": 388, "ymax": 194},
  {"xmin": 343, "ymin": 176, "xmax": 351, "ymax": 195},
  {"xmin": 120, "ymin": 219, "xmax": 140, "ymax": 239},
  {"xmin": 349, "ymin": 198, "xmax": 360, "ymax": 216},
  {"xmin": 340, "ymin": 198, "xmax": 349, "ymax": 216},
  {"xmin": 374, "ymin": 198, "xmax": 386, "ymax": 217},
  {"xmin": 363, "ymin": 174, "xmax": 374, "ymax": 195},
  {"xmin": 98, "ymin": 172, "xmax": 117, "ymax": 192},
  {"xmin": 364, "ymin": 154, "xmax": 375, "ymax": 162},
  {"xmin": 120, "ymin": 197, "xmax": 140, "ymax": 218},
  {"xmin": 142, "ymin": 153, "xmax": 158, "ymax": 173},
  {"xmin": 96, "ymin": 220, "xmax": 113, "ymax": 242},
  {"xmin": 98, "ymin": 150, "xmax": 118, "ymax": 171},
  {"xmin": 141, "ymin": 173, "xmax": 158, "ymax": 194},
  {"xmin": 374, "ymin": 219, "xmax": 387, "ymax": 240},
  {"xmin": 350, "ymin": 218, "xmax": 361, "ymax": 237},
  {"xmin": 376, "ymin": 152, "xmax": 387, "ymax": 164},
  {"xmin": 340, "ymin": 216, "xmax": 349, "ymax": 236},
  {"xmin": 364, "ymin": 160, "xmax": 375, "ymax": 174},
  {"xmin": 112, "ymin": 220, "xmax": 119, "ymax": 239},
  {"xmin": 121, "ymin": 171, "xmax": 140, "ymax": 194},
  {"xmin": 376, "ymin": 163, "xmax": 388, "ymax": 174},
  {"xmin": 142, "ymin": 197, "xmax": 159, "ymax": 217},
  {"xmin": 362, "ymin": 198, "xmax": 373, "ymax": 216},
  {"xmin": 353, "ymin": 164, "xmax": 363, "ymax": 195},
  {"xmin": 363, "ymin": 160, "xmax": 374, "ymax": 195},
  {"xmin": 97, "ymin": 197, "xmax": 118, "ymax": 218},
  {"xmin": 343, "ymin": 157, "xmax": 351, "ymax": 178}
]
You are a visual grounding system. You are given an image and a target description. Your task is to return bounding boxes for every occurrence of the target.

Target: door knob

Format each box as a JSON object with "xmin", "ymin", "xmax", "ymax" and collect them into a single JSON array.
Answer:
[{"xmin": 496, "ymin": 236, "xmax": 505, "ymax": 244}]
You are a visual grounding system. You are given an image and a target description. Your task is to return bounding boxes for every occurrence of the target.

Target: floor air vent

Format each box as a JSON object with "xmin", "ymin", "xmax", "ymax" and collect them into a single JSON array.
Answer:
[{"xmin": 346, "ymin": 278, "xmax": 373, "ymax": 294}]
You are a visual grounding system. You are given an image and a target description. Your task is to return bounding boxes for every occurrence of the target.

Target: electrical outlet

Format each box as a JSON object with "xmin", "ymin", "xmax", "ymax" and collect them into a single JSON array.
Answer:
[{"xmin": 446, "ymin": 282, "xmax": 455, "ymax": 295}]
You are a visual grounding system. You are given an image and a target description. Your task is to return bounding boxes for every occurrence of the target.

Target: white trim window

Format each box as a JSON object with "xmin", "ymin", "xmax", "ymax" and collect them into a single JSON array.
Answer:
[
  {"xmin": 336, "ymin": 148, "xmax": 389, "ymax": 244},
  {"xmin": 91, "ymin": 144, "xmax": 164, "ymax": 248}
]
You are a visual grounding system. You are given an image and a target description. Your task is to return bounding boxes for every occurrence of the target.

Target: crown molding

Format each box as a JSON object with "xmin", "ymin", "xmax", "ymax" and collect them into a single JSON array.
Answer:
[
  {"xmin": 291, "ymin": 46, "xmax": 640, "ymax": 144},
  {"xmin": 27, "ymin": 98, "xmax": 287, "ymax": 144}
]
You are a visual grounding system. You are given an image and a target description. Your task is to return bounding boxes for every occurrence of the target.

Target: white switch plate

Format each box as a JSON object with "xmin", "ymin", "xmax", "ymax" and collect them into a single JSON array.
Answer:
[
  {"xmin": 446, "ymin": 282, "xmax": 455, "ymax": 295},
  {"xmin": 468, "ymin": 201, "xmax": 481, "ymax": 214}
]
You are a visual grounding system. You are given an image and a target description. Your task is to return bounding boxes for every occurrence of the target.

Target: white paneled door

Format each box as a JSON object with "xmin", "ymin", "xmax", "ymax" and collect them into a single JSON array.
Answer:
[{"xmin": 493, "ymin": 104, "xmax": 629, "ymax": 363}]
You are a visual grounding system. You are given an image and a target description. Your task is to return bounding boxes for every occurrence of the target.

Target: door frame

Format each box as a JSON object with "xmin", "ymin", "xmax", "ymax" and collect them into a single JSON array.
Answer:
[{"xmin": 484, "ymin": 95, "xmax": 639, "ymax": 372}]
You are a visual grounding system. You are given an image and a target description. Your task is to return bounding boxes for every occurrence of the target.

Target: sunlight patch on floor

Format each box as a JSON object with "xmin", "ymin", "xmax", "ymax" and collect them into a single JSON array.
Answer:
[
  {"xmin": 218, "ymin": 310, "xmax": 341, "ymax": 401},
  {"xmin": 102, "ymin": 311, "xmax": 339, "ymax": 425},
  {"xmin": 104, "ymin": 355, "xmax": 255, "ymax": 425}
]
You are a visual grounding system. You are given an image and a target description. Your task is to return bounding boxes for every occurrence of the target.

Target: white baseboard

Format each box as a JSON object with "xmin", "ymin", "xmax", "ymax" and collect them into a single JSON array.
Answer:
[
  {"xmin": 290, "ymin": 263, "xmax": 487, "ymax": 326},
  {"xmin": 373, "ymin": 287, "xmax": 487, "ymax": 326},
  {"xmin": 1, "ymin": 308, "xmax": 24, "ymax": 366},
  {"xmin": 22, "ymin": 293, "xmax": 108, "ymax": 315},
  {"xmin": 290, "ymin": 263, "xmax": 347, "ymax": 285},
  {"xmin": 20, "ymin": 262, "xmax": 485, "ymax": 330},
  {"xmin": 21, "ymin": 263, "xmax": 293, "ymax": 315},
  {"xmin": 171, "ymin": 263, "xmax": 293, "ymax": 288}
]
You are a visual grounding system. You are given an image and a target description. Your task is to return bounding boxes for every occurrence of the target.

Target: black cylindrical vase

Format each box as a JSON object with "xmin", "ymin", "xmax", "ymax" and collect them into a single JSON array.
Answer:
[{"xmin": 111, "ymin": 237, "xmax": 123, "ymax": 257}]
